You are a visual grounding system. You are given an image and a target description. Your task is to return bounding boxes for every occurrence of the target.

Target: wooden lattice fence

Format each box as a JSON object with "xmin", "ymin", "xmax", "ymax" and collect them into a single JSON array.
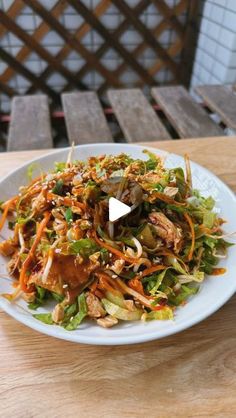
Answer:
[{"xmin": 0, "ymin": 0, "xmax": 199, "ymax": 111}]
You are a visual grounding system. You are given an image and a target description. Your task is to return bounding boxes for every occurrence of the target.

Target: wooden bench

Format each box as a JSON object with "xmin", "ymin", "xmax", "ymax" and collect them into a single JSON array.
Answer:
[{"xmin": 4, "ymin": 85, "xmax": 234, "ymax": 150}]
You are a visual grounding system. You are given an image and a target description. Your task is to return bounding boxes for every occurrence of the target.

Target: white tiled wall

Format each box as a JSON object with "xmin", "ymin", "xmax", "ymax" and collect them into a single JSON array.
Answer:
[
  {"xmin": 0, "ymin": 0, "xmax": 187, "ymax": 113},
  {"xmin": 191, "ymin": 0, "xmax": 236, "ymax": 93}
]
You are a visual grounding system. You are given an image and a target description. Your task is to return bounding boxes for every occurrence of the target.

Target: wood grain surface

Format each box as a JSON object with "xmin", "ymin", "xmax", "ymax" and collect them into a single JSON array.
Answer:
[
  {"xmin": 151, "ymin": 86, "xmax": 224, "ymax": 138},
  {"xmin": 108, "ymin": 88, "xmax": 170, "ymax": 142},
  {"xmin": 0, "ymin": 136, "xmax": 236, "ymax": 418},
  {"xmin": 62, "ymin": 91, "xmax": 113, "ymax": 145},
  {"xmin": 195, "ymin": 85, "xmax": 236, "ymax": 131},
  {"xmin": 7, "ymin": 95, "xmax": 53, "ymax": 151}
]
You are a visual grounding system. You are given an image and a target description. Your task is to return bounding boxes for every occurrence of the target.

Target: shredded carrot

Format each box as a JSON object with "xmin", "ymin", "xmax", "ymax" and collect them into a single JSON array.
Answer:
[
  {"xmin": 156, "ymin": 249, "xmax": 188, "ymax": 270},
  {"xmin": 94, "ymin": 289, "xmax": 104, "ymax": 299},
  {"xmin": 96, "ymin": 272, "xmax": 123, "ymax": 294},
  {"xmin": 116, "ymin": 278, "xmax": 163, "ymax": 311},
  {"xmin": 0, "ymin": 197, "xmax": 17, "ymax": 232},
  {"xmin": 138, "ymin": 264, "xmax": 166, "ymax": 278},
  {"xmin": 46, "ymin": 192, "xmax": 86, "ymax": 210},
  {"xmin": 184, "ymin": 212, "xmax": 195, "ymax": 261},
  {"xmin": 89, "ymin": 279, "xmax": 98, "ymax": 293},
  {"xmin": 93, "ymin": 231, "xmax": 137, "ymax": 264},
  {"xmin": 198, "ymin": 224, "xmax": 219, "ymax": 235},
  {"xmin": 148, "ymin": 192, "xmax": 186, "ymax": 206},
  {"xmin": 19, "ymin": 211, "xmax": 51, "ymax": 292},
  {"xmin": 128, "ymin": 278, "xmax": 145, "ymax": 295},
  {"xmin": 211, "ymin": 267, "xmax": 226, "ymax": 275}
]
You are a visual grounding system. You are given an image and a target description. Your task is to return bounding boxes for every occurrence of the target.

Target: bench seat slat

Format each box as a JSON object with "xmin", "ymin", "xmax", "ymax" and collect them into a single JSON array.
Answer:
[
  {"xmin": 151, "ymin": 86, "xmax": 223, "ymax": 138},
  {"xmin": 7, "ymin": 95, "xmax": 52, "ymax": 151},
  {"xmin": 108, "ymin": 88, "xmax": 171, "ymax": 142},
  {"xmin": 195, "ymin": 85, "xmax": 236, "ymax": 131},
  {"xmin": 62, "ymin": 92, "xmax": 113, "ymax": 144}
]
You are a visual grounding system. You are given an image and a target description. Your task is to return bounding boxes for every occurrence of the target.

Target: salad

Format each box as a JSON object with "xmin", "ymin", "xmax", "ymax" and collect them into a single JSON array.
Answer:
[{"xmin": 0, "ymin": 150, "xmax": 231, "ymax": 330}]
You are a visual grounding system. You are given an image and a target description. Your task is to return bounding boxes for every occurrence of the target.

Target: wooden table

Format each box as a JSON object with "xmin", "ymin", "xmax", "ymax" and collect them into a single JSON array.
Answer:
[{"xmin": 0, "ymin": 136, "xmax": 236, "ymax": 418}]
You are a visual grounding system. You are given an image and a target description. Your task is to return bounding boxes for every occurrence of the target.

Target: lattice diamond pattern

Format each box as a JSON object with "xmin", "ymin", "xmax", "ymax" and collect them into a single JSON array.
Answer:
[{"xmin": 0, "ymin": 0, "xmax": 189, "ymax": 112}]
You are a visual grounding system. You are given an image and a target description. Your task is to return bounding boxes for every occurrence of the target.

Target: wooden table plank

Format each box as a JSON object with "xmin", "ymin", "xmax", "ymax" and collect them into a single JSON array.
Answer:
[
  {"xmin": 0, "ymin": 136, "xmax": 236, "ymax": 418},
  {"xmin": 62, "ymin": 91, "xmax": 113, "ymax": 144},
  {"xmin": 7, "ymin": 95, "xmax": 53, "ymax": 151},
  {"xmin": 107, "ymin": 88, "xmax": 171, "ymax": 142},
  {"xmin": 151, "ymin": 86, "xmax": 224, "ymax": 138},
  {"xmin": 195, "ymin": 84, "xmax": 236, "ymax": 130}
]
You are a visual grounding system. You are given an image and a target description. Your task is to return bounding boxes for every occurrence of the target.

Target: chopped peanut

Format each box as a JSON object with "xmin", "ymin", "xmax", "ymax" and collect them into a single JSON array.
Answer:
[
  {"xmin": 52, "ymin": 304, "xmax": 64, "ymax": 323},
  {"xmin": 97, "ymin": 315, "xmax": 118, "ymax": 328},
  {"xmin": 23, "ymin": 292, "xmax": 36, "ymax": 303}
]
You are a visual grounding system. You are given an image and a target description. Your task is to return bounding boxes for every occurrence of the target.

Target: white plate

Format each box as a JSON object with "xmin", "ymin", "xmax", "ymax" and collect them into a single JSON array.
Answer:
[{"xmin": 0, "ymin": 143, "xmax": 235, "ymax": 345}]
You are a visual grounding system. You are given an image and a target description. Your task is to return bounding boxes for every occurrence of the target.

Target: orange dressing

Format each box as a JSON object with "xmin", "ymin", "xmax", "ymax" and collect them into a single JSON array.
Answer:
[{"xmin": 211, "ymin": 268, "xmax": 227, "ymax": 276}]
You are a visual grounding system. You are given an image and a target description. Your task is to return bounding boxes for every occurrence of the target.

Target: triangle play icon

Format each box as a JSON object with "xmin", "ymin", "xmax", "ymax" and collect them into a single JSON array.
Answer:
[{"xmin": 109, "ymin": 197, "xmax": 131, "ymax": 222}]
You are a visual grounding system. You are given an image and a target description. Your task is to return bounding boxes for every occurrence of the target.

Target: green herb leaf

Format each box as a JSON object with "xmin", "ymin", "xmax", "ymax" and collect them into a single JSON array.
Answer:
[
  {"xmin": 51, "ymin": 292, "xmax": 64, "ymax": 303},
  {"xmin": 143, "ymin": 149, "xmax": 160, "ymax": 171},
  {"xmin": 54, "ymin": 162, "xmax": 66, "ymax": 172},
  {"xmin": 153, "ymin": 183, "xmax": 164, "ymax": 192},
  {"xmin": 8, "ymin": 221, "xmax": 15, "ymax": 230},
  {"xmin": 70, "ymin": 238, "xmax": 98, "ymax": 258},
  {"xmin": 169, "ymin": 285, "xmax": 198, "ymax": 306},
  {"xmin": 52, "ymin": 179, "xmax": 64, "ymax": 195},
  {"xmin": 100, "ymin": 248, "xmax": 109, "ymax": 263},
  {"xmin": 27, "ymin": 163, "xmax": 42, "ymax": 181},
  {"xmin": 33, "ymin": 313, "xmax": 53, "ymax": 325},
  {"xmin": 65, "ymin": 207, "xmax": 73, "ymax": 224}
]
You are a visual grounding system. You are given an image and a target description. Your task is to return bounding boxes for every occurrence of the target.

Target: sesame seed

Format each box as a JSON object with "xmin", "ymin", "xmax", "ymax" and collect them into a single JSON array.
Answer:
[
  {"xmin": 62, "ymin": 284, "xmax": 68, "ymax": 288},
  {"xmin": 112, "ymin": 274, "xmax": 117, "ymax": 278}
]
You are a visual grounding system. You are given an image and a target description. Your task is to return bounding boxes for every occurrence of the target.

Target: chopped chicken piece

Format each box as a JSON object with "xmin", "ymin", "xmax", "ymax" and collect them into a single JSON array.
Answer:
[
  {"xmin": 29, "ymin": 254, "xmax": 99, "ymax": 295},
  {"xmin": 86, "ymin": 292, "xmax": 105, "ymax": 318},
  {"xmin": 149, "ymin": 211, "xmax": 182, "ymax": 252},
  {"xmin": 164, "ymin": 186, "xmax": 179, "ymax": 197},
  {"xmin": 109, "ymin": 259, "xmax": 125, "ymax": 275}
]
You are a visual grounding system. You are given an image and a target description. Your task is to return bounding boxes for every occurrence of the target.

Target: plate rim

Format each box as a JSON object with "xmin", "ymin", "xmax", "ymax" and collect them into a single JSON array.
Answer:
[{"xmin": 0, "ymin": 142, "xmax": 235, "ymax": 345}]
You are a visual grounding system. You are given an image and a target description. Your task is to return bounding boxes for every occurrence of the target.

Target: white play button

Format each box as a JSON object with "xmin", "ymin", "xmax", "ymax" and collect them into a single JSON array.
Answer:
[{"xmin": 109, "ymin": 197, "xmax": 131, "ymax": 222}]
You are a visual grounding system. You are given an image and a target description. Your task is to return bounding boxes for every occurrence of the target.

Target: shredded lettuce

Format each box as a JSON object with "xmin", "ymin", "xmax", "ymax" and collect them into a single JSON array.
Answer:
[
  {"xmin": 33, "ymin": 313, "xmax": 53, "ymax": 325},
  {"xmin": 168, "ymin": 285, "xmax": 198, "ymax": 306},
  {"xmin": 28, "ymin": 286, "xmax": 48, "ymax": 310},
  {"xmin": 102, "ymin": 298, "xmax": 142, "ymax": 321},
  {"xmin": 143, "ymin": 306, "xmax": 173, "ymax": 320},
  {"xmin": 65, "ymin": 293, "xmax": 87, "ymax": 330}
]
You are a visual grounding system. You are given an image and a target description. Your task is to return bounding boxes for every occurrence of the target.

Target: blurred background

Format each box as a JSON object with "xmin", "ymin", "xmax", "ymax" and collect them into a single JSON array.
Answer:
[{"xmin": 0, "ymin": 0, "xmax": 236, "ymax": 148}]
